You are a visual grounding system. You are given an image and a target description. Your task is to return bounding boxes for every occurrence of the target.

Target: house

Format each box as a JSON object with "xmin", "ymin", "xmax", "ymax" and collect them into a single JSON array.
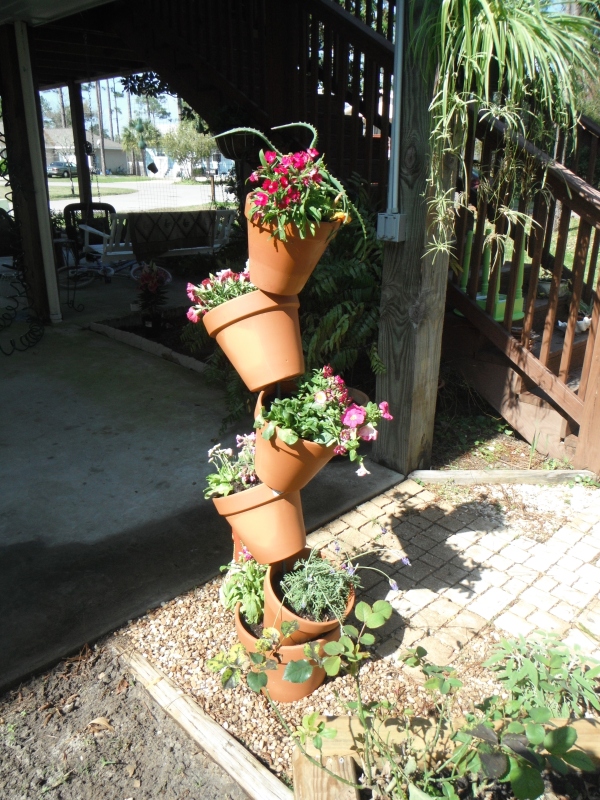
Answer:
[{"xmin": 43, "ymin": 127, "xmax": 128, "ymax": 174}]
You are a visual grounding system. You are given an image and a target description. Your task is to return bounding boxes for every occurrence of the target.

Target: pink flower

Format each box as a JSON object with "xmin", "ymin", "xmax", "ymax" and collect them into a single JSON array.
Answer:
[
  {"xmin": 356, "ymin": 464, "xmax": 371, "ymax": 477},
  {"xmin": 201, "ymin": 278, "xmax": 211, "ymax": 287},
  {"xmin": 378, "ymin": 401, "xmax": 393, "ymax": 420},
  {"xmin": 307, "ymin": 148, "xmax": 319, "ymax": 159},
  {"xmin": 279, "ymin": 176, "xmax": 289, "ymax": 188},
  {"xmin": 278, "ymin": 196, "xmax": 291, "ymax": 208},
  {"xmin": 274, "ymin": 166, "xmax": 288, "ymax": 175},
  {"xmin": 249, "ymin": 171, "xmax": 259, "ymax": 183},
  {"xmin": 287, "ymin": 188, "xmax": 301, "ymax": 203},
  {"xmin": 292, "ymin": 151, "xmax": 308, "ymax": 169},
  {"xmin": 333, "ymin": 445, "xmax": 347, "ymax": 456},
  {"xmin": 253, "ymin": 192, "xmax": 269, "ymax": 207},
  {"xmin": 186, "ymin": 283, "xmax": 197, "ymax": 302},
  {"xmin": 309, "ymin": 167, "xmax": 322, "ymax": 183},
  {"xmin": 342, "ymin": 404, "xmax": 366, "ymax": 428},
  {"xmin": 322, "ymin": 365, "xmax": 333, "ymax": 377},
  {"xmin": 358, "ymin": 423, "xmax": 378, "ymax": 441},
  {"xmin": 264, "ymin": 151, "xmax": 278, "ymax": 164},
  {"xmin": 266, "ymin": 180, "xmax": 279, "ymax": 194},
  {"xmin": 281, "ymin": 155, "xmax": 293, "ymax": 167},
  {"xmin": 187, "ymin": 307, "xmax": 200, "ymax": 323}
]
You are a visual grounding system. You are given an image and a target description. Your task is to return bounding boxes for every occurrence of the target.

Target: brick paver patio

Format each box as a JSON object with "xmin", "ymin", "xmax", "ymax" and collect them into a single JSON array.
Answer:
[{"xmin": 307, "ymin": 478, "xmax": 600, "ymax": 664}]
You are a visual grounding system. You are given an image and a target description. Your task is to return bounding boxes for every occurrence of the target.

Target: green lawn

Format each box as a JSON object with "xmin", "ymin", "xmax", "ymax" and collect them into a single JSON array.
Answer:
[{"xmin": 47, "ymin": 186, "xmax": 136, "ymax": 199}]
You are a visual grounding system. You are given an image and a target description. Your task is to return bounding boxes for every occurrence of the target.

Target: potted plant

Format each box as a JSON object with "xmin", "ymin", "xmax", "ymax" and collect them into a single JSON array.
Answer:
[
  {"xmin": 205, "ymin": 433, "xmax": 306, "ymax": 564},
  {"xmin": 215, "ymin": 123, "xmax": 366, "ymax": 295},
  {"xmin": 263, "ymin": 548, "xmax": 359, "ymax": 646},
  {"xmin": 186, "ymin": 269, "xmax": 304, "ymax": 391},
  {"xmin": 211, "ymin": 553, "xmax": 338, "ymax": 702},
  {"xmin": 138, "ymin": 261, "xmax": 169, "ymax": 335},
  {"xmin": 254, "ymin": 366, "xmax": 393, "ymax": 492}
]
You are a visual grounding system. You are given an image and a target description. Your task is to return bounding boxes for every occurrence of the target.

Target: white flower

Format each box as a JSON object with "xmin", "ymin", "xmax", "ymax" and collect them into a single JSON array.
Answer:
[{"xmin": 356, "ymin": 464, "xmax": 371, "ymax": 477}]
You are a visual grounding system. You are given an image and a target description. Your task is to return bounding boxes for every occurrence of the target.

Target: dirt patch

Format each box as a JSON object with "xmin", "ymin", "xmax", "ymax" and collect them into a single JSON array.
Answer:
[{"xmin": 0, "ymin": 642, "xmax": 248, "ymax": 800}]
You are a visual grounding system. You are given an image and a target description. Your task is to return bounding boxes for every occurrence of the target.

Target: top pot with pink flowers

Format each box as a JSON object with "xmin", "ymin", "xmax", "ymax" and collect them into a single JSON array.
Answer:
[
  {"xmin": 215, "ymin": 123, "xmax": 366, "ymax": 296},
  {"xmin": 253, "ymin": 366, "xmax": 393, "ymax": 493}
]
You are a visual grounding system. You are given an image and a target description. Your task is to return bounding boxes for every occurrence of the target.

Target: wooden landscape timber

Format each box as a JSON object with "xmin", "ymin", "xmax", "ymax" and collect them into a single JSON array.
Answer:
[{"xmin": 113, "ymin": 640, "xmax": 293, "ymax": 800}]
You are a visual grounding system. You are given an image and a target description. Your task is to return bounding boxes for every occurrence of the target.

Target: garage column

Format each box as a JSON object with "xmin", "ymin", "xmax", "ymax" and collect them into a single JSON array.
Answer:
[{"xmin": 14, "ymin": 20, "xmax": 62, "ymax": 323}]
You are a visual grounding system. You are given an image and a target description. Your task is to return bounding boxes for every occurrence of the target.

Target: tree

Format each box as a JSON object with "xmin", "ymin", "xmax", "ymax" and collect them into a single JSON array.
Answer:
[
  {"xmin": 161, "ymin": 122, "xmax": 215, "ymax": 179},
  {"xmin": 121, "ymin": 119, "xmax": 161, "ymax": 175}
]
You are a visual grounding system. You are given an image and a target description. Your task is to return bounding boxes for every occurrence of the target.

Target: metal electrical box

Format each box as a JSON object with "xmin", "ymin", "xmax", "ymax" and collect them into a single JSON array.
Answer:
[{"xmin": 376, "ymin": 212, "xmax": 407, "ymax": 243}]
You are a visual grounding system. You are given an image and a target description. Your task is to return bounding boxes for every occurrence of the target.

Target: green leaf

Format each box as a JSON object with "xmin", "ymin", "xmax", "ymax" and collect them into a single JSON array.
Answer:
[
  {"xmin": 321, "ymin": 727, "xmax": 338, "ymax": 740},
  {"xmin": 525, "ymin": 723, "xmax": 546, "ymax": 746},
  {"xmin": 508, "ymin": 760, "xmax": 545, "ymax": 800},
  {"xmin": 323, "ymin": 656, "xmax": 341, "ymax": 676},
  {"xmin": 372, "ymin": 600, "xmax": 393, "ymax": 620},
  {"xmin": 365, "ymin": 612, "xmax": 387, "ymax": 629},
  {"xmin": 312, "ymin": 734, "xmax": 322, "ymax": 750},
  {"xmin": 507, "ymin": 721, "xmax": 525, "ymax": 734},
  {"xmin": 544, "ymin": 726, "xmax": 577, "ymax": 755},
  {"xmin": 355, "ymin": 601, "xmax": 371, "ymax": 622},
  {"xmin": 222, "ymin": 668, "xmax": 241, "ymax": 690},
  {"xmin": 342, "ymin": 625, "xmax": 359, "ymax": 638},
  {"xmin": 246, "ymin": 671, "xmax": 267, "ymax": 693},
  {"xmin": 409, "ymin": 783, "xmax": 440, "ymax": 800},
  {"xmin": 261, "ymin": 422, "xmax": 276, "ymax": 440},
  {"xmin": 546, "ymin": 754, "xmax": 569, "ymax": 775},
  {"xmin": 359, "ymin": 633, "xmax": 376, "ymax": 646},
  {"xmin": 481, "ymin": 752, "xmax": 510, "ymax": 779},
  {"xmin": 528, "ymin": 707, "xmax": 552, "ymax": 724},
  {"xmin": 323, "ymin": 641, "xmax": 344, "ymax": 656},
  {"xmin": 562, "ymin": 749, "xmax": 596, "ymax": 771},
  {"xmin": 277, "ymin": 428, "xmax": 298, "ymax": 446},
  {"xmin": 283, "ymin": 660, "xmax": 313, "ymax": 684},
  {"xmin": 248, "ymin": 652, "xmax": 264, "ymax": 665}
]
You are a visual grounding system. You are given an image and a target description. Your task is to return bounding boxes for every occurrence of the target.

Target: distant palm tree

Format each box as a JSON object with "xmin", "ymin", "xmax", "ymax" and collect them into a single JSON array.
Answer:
[{"xmin": 121, "ymin": 120, "xmax": 161, "ymax": 176}]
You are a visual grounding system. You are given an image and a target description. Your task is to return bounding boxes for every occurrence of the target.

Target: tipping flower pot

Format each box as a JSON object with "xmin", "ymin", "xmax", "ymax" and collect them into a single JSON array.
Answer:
[
  {"xmin": 254, "ymin": 390, "xmax": 335, "ymax": 492},
  {"xmin": 263, "ymin": 552, "xmax": 355, "ymax": 646},
  {"xmin": 246, "ymin": 195, "xmax": 341, "ymax": 296},
  {"xmin": 234, "ymin": 604, "xmax": 334, "ymax": 703},
  {"xmin": 212, "ymin": 482, "xmax": 306, "ymax": 564},
  {"xmin": 202, "ymin": 289, "xmax": 304, "ymax": 392}
]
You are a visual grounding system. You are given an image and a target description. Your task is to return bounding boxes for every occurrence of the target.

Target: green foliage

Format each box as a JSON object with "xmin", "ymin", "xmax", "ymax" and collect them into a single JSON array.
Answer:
[
  {"xmin": 279, "ymin": 549, "xmax": 360, "ymax": 623},
  {"xmin": 482, "ymin": 632, "xmax": 600, "ymax": 717},
  {"xmin": 219, "ymin": 556, "xmax": 267, "ymax": 625},
  {"xmin": 204, "ymin": 433, "xmax": 257, "ymax": 499},
  {"xmin": 414, "ymin": 0, "xmax": 599, "ymax": 258},
  {"xmin": 300, "ymin": 177, "xmax": 385, "ymax": 378},
  {"xmin": 162, "ymin": 122, "xmax": 216, "ymax": 180}
]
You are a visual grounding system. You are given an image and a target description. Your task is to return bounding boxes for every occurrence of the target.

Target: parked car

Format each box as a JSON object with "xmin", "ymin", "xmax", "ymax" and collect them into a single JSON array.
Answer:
[{"xmin": 47, "ymin": 161, "xmax": 77, "ymax": 178}]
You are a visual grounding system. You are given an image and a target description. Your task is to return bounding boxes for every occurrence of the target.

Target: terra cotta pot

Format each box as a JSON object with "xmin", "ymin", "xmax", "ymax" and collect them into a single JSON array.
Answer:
[
  {"xmin": 246, "ymin": 195, "xmax": 341, "ymax": 295},
  {"xmin": 212, "ymin": 482, "xmax": 306, "ymax": 564},
  {"xmin": 254, "ymin": 390, "xmax": 336, "ymax": 492},
  {"xmin": 234, "ymin": 604, "xmax": 334, "ymax": 702},
  {"xmin": 263, "ymin": 552, "xmax": 355, "ymax": 645},
  {"xmin": 202, "ymin": 289, "xmax": 304, "ymax": 392}
]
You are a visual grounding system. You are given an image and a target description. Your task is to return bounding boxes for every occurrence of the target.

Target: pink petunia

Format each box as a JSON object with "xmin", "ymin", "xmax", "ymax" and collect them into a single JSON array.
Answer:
[
  {"xmin": 187, "ymin": 307, "xmax": 200, "ymax": 324},
  {"xmin": 378, "ymin": 401, "xmax": 394, "ymax": 420},
  {"xmin": 253, "ymin": 192, "xmax": 269, "ymax": 207},
  {"xmin": 264, "ymin": 151, "xmax": 278, "ymax": 164},
  {"xmin": 342, "ymin": 404, "xmax": 366, "ymax": 428},
  {"xmin": 186, "ymin": 283, "xmax": 197, "ymax": 302},
  {"xmin": 358, "ymin": 423, "xmax": 378, "ymax": 441}
]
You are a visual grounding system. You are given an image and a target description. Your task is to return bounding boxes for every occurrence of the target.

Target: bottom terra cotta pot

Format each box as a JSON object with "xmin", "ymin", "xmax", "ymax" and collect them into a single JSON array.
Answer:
[
  {"xmin": 212, "ymin": 482, "xmax": 306, "ymax": 564},
  {"xmin": 234, "ymin": 604, "xmax": 335, "ymax": 702}
]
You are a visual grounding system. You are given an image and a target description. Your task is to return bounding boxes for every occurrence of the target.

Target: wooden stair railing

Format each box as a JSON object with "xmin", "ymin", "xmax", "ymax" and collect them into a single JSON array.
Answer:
[
  {"xmin": 118, "ymin": 0, "xmax": 394, "ymax": 204},
  {"xmin": 450, "ymin": 112, "xmax": 600, "ymax": 472}
]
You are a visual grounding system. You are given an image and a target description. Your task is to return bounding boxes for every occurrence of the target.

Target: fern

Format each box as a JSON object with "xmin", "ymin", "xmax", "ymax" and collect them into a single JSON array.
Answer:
[{"xmin": 300, "ymin": 177, "xmax": 384, "ymax": 385}]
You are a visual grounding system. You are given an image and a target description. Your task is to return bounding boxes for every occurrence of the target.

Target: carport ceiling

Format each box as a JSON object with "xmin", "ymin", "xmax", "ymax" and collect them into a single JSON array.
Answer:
[{"xmin": 10, "ymin": 2, "xmax": 149, "ymax": 89}]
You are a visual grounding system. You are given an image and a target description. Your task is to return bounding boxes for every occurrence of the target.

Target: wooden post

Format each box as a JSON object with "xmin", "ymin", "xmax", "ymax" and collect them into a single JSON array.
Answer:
[
  {"xmin": 95, "ymin": 81, "xmax": 107, "ymax": 175},
  {"xmin": 0, "ymin": 24, "xmax": 51, "ymax": 321},
  {"xmin": 573, "ymin": 333, "xmax": 600, "ymax": 473},
  {"xmin": 374, "ymin": 0, "xmax": 452, "ymax": 474},
  {"xmin": 68, "ymin": 81, "xmax": 92, "ymax": 205}
]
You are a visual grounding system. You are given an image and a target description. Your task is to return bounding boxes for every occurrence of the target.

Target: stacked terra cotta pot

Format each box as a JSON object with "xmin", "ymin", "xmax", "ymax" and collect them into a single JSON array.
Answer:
[{"xmin": 202, "ymin": 201, "xmax": 351, "ymax": 702}]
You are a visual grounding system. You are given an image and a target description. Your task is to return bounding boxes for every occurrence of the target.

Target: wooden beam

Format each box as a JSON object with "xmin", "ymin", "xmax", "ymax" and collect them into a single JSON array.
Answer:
[
  {"xmin": 374, "ymin": 0, "xmax": 450, "ymax": 474},
  {"xmin": 0, "ymin": 24, "xmax": 50, "ymax": 321},
  {"xmin": 68, "ymin": 82, "xmax": 92, "ymax": 205},
  {"xmin": 292, "ymin": 749, "xmax": 359, "ymax": 800},
  {"xmin": 447, "ymin": 282, "xmax": 584, "ymax": 424},
  {"xmin": 573, "ymin": 332, "xmax": 600, "ymax": 473},
  {"xmin": 114, "ymin": 641, "xmax": 293, "ymax": 800}
]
